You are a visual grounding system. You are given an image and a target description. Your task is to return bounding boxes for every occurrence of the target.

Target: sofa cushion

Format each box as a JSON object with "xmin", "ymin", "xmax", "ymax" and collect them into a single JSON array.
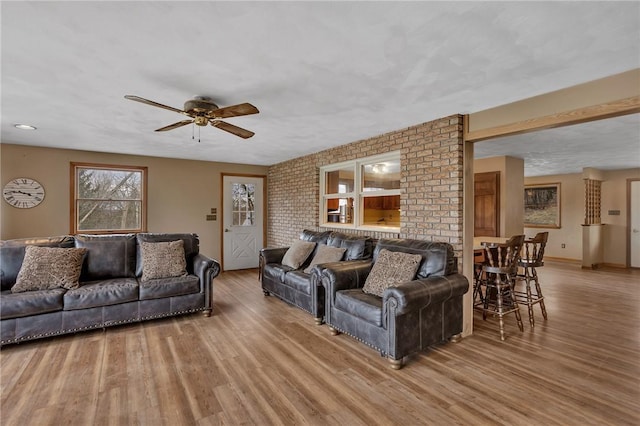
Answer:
[
  {"xmin": 303, "ymin": 245, "xmax": 347, "ymax": 273},
  {"xmin": 135, "ymin": 233, "xmax": 199, "ymax": 276},
  {"xmin": 75, "ymin": 234, "xmax": 136, "ymax": 281},
  {"xmin": 1, "ymin": 236, "xmax": 75, "ymax": 291},
  {"xmin": 139, "ymin": 275, "xmax": 200, "ymax": 300},
  {"xmin": 283, "ymin": 270, "xmax": 313, "ymax": 294},
  {"xmin": 334, "ymin": 289, "xmax": 383, "ymax": 326},
  {"xmin": 63, "ymin": 278, "xmax": 139, "ymax": 310},
  {"xmin": 327, "ymin": 232, "xmax": 373, "ymax": 260},
  {"xmin": 11, "ymin": 246, "xmax": 87, "ymax": 293},
  {"xmin": 374, "ymin": 238, "xmax": 457, "ymax": 278},
  {"xmin": 140, "ymin": 240, "xmax": 188, "ymax": 281},
  {"xmin": 281, "ymin": 240, "xmax": 316, "ymax": 269},
  {"xmin": 363, "ymin": 249, "xmax": 421, "ymax": 297},
  {"xmin": 0, "ymin": 288, "xmax": 66, "ymax": 319}
]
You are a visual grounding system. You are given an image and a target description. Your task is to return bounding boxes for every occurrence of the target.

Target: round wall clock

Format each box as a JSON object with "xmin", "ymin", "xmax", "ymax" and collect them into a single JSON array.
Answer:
[{"xmin": 3, "ymin": 178, "xmax": 45, "ymax": 209}]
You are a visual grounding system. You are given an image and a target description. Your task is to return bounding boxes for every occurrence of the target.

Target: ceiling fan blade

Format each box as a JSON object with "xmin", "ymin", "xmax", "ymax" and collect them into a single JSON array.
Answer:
[
  {"xmin": 124, "ymin": 95, "xmax": 187, "ymax": 115},
  {"xmin": 211, "ymin": 120, "xmax": 255, "ymax": 139},
  {"xmin": 210, "ymin": 103, "xmax": 259, "ymax": 119},
  {"xmin": 155, "ymin": 120, "xmax": 194, "ymax": 132}
]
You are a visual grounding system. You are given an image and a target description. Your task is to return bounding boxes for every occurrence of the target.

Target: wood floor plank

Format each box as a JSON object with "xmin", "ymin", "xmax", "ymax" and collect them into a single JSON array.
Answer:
[{"xmin": 1, "ymin": 261, "xmax": 639, "ymax": 425}]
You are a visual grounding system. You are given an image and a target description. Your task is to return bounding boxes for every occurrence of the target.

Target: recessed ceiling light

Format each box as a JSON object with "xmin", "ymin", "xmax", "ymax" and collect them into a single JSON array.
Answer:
[{"xmin": 14, "ymin": 124, "xmax": 36, "ymax": 130}]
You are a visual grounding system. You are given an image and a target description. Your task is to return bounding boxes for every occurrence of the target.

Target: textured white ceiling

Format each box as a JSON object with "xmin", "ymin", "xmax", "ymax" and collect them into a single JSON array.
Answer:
[
  {"xmin": 475, "ymin": 113, "xmax": 640, "ymax": 177},
  {"xmin": 2, "ymin": 2, "xmax": 639, "ymax": 171}
]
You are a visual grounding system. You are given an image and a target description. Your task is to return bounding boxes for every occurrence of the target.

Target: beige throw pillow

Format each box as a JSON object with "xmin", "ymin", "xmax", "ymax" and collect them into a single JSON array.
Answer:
[
  {"xmin": 140, "ymin": 240, "xmax": 188, "ymax": 281},
  {"xmin": 303, "ymin": 245, "xmax": 347, "ymax": 274},
  {"xmin": 362, "ymin": 249, "xmax": 422, "ymax": 297},
  {"xmin": 281, "ymin": 240, "xmax": 316, "ymax": 269},
  {"xmin": 12, "ymin": 246, "xmax": 87, "ymax": 293}
]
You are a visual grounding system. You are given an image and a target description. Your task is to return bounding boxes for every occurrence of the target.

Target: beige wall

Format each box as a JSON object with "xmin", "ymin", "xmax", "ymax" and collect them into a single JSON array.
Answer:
[
  {"xmin": 0, "ymin": 143, "xmax": 268, "ymax": 259},
  {"xmin": 601, "ymin": 168, "xmax": 640, "ymax": 267},
  {"xmin": 473, "ymin": 155, "xmax": 524, "ymax": 237},
  {"xmin": 524, "ymin": 173, "xmax": 584, "ymax": 261},
  {"xmin": 524, "ymin": 168, "xmax": 640, "ymax": 265}
]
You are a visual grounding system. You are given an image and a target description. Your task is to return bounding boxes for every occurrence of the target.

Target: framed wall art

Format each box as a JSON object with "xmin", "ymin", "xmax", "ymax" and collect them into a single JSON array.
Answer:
[{"xmin": 524, "ymin": 183, "xmax": 561, "ymax": 228}]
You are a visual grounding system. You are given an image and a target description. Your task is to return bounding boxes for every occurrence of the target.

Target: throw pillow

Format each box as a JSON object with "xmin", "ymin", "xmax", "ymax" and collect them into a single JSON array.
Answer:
[
  {"xmin": 303, "ymin": 245, "xmax": 347, "ymax": 274},
  {"xmin": 281, "ymin": 240, "xmax": 316, "ymax": 269},
  {"xmin": 12, "ymin": 246, "xmax": 87, "ymax": 293},
  {"xmin": 362, "ymin": 249, "xmax": 422, "ymax": 297},
  {"xmin": 140, "ymin": 240, "xmax": 188, "ymax": 281}
]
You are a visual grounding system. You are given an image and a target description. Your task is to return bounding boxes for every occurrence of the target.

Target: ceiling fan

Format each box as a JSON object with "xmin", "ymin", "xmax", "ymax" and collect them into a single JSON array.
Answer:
[{"xmin": 124, "ymin": 95, "xmax": 259, "ymax": 139}]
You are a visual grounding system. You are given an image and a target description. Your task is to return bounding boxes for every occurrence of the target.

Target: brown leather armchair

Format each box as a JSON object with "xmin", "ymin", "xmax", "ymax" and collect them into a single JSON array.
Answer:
[{"xmin": 321, "ymin": 238, "xmax": 469, "ymax": 369}]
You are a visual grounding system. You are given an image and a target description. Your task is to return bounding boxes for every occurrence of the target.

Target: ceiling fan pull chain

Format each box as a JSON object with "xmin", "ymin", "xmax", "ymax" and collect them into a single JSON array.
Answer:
[
  {"xmin": 198, "ymin": 126, "xmax": 201, "ymax": 143},
  {"xmin": 192, "ymin": 123, "xmax": 195, "ymax": 140}
]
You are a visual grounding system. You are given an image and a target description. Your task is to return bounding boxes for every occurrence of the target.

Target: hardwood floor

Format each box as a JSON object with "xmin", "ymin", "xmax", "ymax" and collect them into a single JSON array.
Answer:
[{"xmin": 1, "ymin": 262, "xmax": 639, "ymax": 425}]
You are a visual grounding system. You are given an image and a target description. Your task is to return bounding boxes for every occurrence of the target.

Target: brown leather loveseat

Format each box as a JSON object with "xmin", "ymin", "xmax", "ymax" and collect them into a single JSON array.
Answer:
[{"xmin": 260, "ymin": 229, "xmax": 373, "ymax": 325}]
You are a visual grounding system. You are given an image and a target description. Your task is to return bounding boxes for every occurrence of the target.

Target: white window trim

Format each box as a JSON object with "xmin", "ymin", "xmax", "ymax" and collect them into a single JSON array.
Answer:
[{"xmin": 320, "ymin": 151, "xmax": 400, "ymax": 231}]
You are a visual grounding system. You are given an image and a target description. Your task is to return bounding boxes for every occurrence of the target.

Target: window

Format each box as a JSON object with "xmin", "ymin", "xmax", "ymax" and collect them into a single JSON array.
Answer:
[
  {"xmin": 320, "ymin": 152, "xmax": 400, "ymax": 230},
  {"xmin": 71, "ymin": 163, "xmax": 147, "ymax": 234},
  {"xmin": 232, "ymin": 182, "xmax": 255, "ymax": 226}
]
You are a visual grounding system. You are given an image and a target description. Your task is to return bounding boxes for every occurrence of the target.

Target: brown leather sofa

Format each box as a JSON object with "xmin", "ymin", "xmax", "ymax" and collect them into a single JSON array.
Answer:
[
  {"xmin": 0, "ymin": 233, "xmax": 219, "ymax": 345},
  {"xmin": 260, "ymin": 229, "xmax": 373, "ymax": 324},
  {"xmin": 322, "ymin": 238, "xmax": 469, "ymax": 369}
]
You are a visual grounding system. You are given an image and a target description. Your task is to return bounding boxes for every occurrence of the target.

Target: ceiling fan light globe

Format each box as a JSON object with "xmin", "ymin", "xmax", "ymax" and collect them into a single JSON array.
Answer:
[{"xmin": 194, "ymin": 116, "xmax": 209, "ymax": 126}]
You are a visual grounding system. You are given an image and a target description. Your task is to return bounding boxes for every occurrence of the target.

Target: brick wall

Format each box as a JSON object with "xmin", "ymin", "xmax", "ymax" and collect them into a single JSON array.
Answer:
[{"xmin": 267, "ymin": 114, "xmax": 464, "ymax": 258}]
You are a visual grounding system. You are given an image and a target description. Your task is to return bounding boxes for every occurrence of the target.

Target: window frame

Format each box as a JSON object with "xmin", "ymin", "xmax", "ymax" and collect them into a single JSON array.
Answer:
[
  {"xmin": 70, "ymin": 162, "xmax": 148, "ymax": 234},
  {"xmin": 319, "ymin": 151, "xmax": 401, "ymax": 231}
]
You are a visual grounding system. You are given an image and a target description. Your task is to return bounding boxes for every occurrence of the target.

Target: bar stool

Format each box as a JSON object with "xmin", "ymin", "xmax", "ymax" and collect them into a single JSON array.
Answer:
[
  {"xmin": 514, "ymin": 232, "xmax": 549, "ymax": 326},
  {"xmin": 476, "ymin": 235, "xmax": 525, "ymax": 341}
]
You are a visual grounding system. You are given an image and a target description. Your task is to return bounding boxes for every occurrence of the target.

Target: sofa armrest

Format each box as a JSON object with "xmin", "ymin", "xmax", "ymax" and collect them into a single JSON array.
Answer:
[
  {"xmin": 260, "ymin": 247, "xmax": 289, "ymax": 265},
  {"xmin": 192, "ymin": 253, "xmax": 221, "ymax": 310},
  {"xmin": 321, "ymin": 260, "xmax": 373, "ymax": 301},
  {"xmin": 383, "ymin": 273, "xmax": 469, "ymax": 316}
]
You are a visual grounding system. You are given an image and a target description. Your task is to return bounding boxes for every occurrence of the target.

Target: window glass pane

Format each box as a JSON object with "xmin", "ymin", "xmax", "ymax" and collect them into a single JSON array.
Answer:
[
  {"xmin": 232, "ymin": 183, "xmax": 255, "ymax": 226},
  {"xmin": 362, "ymin": 159, "xmax": 400, "ymax": 192},
  {"xmin": 325, "ymin": 168, "xmax": 354, "ymax": 195},
  {"xmin": 325, "ymin": 197, "xmax": 354, "ymax": 224},
  {"xmin": 73, "ymin": 163, "xmax": 146, "ymax": 234},
  {"xmin": 362, "ymin": 195, "xmax": 400, "ymax": 227},
  {"xmin": 77, "ymin": 200, "xmax": 142, "ymax": 231},
  {"xmin": 78, "ymin": 169, "xmax": 142, "ymax": 200}
]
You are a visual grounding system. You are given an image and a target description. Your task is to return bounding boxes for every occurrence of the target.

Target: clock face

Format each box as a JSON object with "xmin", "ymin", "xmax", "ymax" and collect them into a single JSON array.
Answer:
[{"xmin": 3, "ymin": 178, "xmax": 45, "ymax": 209}]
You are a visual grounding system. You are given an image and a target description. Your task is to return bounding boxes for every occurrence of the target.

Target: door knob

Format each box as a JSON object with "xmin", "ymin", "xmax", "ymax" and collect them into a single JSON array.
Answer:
[
  {"xmin": 634, "ymin": 229, "xmax": 639, "ymax": 233},
  {"xmin": 225, "ymin": 228, "xmax": 230, "ymax": 232}
]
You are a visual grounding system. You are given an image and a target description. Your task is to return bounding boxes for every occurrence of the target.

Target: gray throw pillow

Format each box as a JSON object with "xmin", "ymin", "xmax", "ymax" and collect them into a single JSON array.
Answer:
[
  {"xmin": 303, "ymin": 245, "xmax": 347, "ymax": 274},
  {"xmin": 140, "ymin": 240, "xmax": 188, "ymax": 281},
  {"xmin": 281, "ymin": 240, "xmax": 316, "ymax": 269},
  {"xmin": 362, "ymin": 249, "xmax": 422, "ymax": 297},
  {"xmin": 12, "ymin": 246, "xmax": 87, "ymax": 293}
]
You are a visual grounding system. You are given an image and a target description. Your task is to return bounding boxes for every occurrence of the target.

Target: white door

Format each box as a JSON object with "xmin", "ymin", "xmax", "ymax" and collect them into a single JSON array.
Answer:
[
  {"xmin": 631, "ymin": 180, "xmax": 640, "ymax": 268},
  {"xmin": 222, "ymin": 175, "xmax": 264, "ymax": 270}
]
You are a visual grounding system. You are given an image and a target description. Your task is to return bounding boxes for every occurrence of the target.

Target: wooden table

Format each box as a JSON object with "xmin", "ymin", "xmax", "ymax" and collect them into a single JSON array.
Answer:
[{"xmin": 473, "ymin": 236, "xmax": 509, "ymax": 250}]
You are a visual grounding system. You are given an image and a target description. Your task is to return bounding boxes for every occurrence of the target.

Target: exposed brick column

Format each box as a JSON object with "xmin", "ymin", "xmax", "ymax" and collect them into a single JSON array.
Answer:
[{"xmin": 400, "ymin": 116, "xmax": 464, "ymax": 256}]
